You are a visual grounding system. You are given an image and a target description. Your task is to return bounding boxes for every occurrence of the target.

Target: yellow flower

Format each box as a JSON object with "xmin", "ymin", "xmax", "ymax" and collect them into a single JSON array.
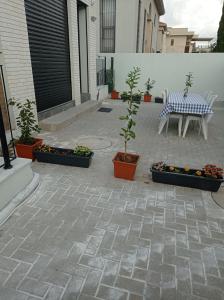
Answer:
[
  {"xmin": 184, "ymin": 166, "xmax": 190, "ymax": 172},
  {"xmin": 169, "ymin": 166, "xmax": 175, "ymax": 171},
  {"xmin": 196, "ymin": 171, "xmax": 202, "ymax": 176}
]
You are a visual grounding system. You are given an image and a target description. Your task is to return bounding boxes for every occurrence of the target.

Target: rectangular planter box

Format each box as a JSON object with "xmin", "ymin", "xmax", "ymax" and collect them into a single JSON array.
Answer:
[
  {"xmin": 151, "ymin": 168, "xmax": 223, "ymax": 192},
  {"xmin": 34, "ymin": 147, "xmax": 94, "ymax": 168}
]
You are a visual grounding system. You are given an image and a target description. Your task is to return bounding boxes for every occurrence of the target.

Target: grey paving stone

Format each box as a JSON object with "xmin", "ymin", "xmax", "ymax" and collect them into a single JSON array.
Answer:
[
  {"xmin": 5, "ymin": 262, "xmax": 30, "ymax": 288},
  {"xmin": 133, "ymin": 268, "xmax": 147, "ymax": 281},
  {"xmin": 101, "ymin": 260, "xmax": 119, "ymax": 285},
  {"xmin": 0, "ymin": 255, "xmax": 18, "ymax": 272},
  {"xmin": 79, "ymin": 255, "xmax": 105, "ymax": 270},
  {"xmin": 0, "ymin": 288, "xmax": 28, "ymax": 300},
  {"xmin": 12, "ymin": 248, "xmax": 39, "ymax": 264},
  {"xmin": 81, "ymin": 269, "xmax": 102, "ymax": 296},
  {"xmin": 144, "ymin": 284, "xmax": 160, "ymax": 300},
  {"xmin": 0, "ymin": 269, "xmax": 9, "ymax": 286},
  {"xmin": 41, "ymin": 267, "xmax": 71, "ymax": 287},
  {"xmin": 43, "ymin": 285, "xmax": 64, "ymax": 300},
  {"xmin": 115, "ymin": 276, "xmax": 145, "ymax": 295},
  {"xmin": 18, "ymin": 277, "xmax": 49, "ymax": 297},
  {"xmin": 28, "ymin": 255, "xmax": 51, "ymax": 279},
  {"xmin": 97, "ymin": 285, "xmax": 128, "ymax": 300},
  {"xmin": 62, "ymin": 275, "xmax": 84, "ymax": 300},
  {"xmin": 193, "ymin": 283, "xmax": 224, "ymax": 300}
]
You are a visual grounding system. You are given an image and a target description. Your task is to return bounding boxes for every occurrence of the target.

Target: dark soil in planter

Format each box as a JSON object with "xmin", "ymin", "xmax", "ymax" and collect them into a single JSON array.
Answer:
[
  {"xmin": 34, "ymin": 147, "xmax": 94, "ymax": 168},
  {"xmin": 116, "ymin": 152, "xmax": 138, "ymax": 164}
]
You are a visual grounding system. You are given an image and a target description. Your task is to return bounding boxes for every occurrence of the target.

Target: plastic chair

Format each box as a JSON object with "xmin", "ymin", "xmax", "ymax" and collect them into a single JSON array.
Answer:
[{"xmin": 183, "ymin": 95, "xmax": 217, "ymax": 140}]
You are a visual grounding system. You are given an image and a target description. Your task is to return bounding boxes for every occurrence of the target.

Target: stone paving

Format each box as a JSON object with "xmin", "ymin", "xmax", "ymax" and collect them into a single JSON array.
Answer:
[{"xmin": 0, "ymin": 101, "xmax": 224, "ymax": 300}]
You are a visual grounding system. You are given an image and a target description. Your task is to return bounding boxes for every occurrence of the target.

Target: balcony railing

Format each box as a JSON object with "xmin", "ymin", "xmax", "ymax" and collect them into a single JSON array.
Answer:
[
  {"xmin": 0, "ymin": 65, "xmax": 16, "ymax": 169},
  {"xmin": 96, "ymin": 56, "xmax": 106, "ymax": 86}
]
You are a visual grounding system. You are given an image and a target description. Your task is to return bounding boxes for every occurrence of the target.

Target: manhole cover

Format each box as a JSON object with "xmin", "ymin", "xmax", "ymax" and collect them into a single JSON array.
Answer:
[{"xmin": 75, "ymin": 136, "xmax": 112, "ymax": 150}]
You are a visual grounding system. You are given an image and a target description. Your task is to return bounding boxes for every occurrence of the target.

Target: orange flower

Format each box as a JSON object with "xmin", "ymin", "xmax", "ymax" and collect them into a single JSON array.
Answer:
[{"xmin": 196, "ymin": 171, "xmax": 202, "ymax": 176}]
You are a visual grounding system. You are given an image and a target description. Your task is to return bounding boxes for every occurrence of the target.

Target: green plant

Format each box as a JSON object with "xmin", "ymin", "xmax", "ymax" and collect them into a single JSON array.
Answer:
[
  {"xmin": 9, "ymin": 99, "xmax": 40, "ymax": 145},
  {"xmin": 106, "ymin": 69, "xmax": 114, "ymax": 93},
  {"xmin": 145, "ymin": 78, "xmax": 156, "ymax": 95},
  {"xmin": 183, "ymin": 72, "xmax": 193, "ymax": 97},
  {"xmin": 74, "ymin": 145, "xmax": 91, "ymax": 157},
  {"xmin": 120, "ymin": 91, "xmax": 130, "ymax": 102},
  {"xmin": 119, "ymin": 67, "xmax": 141, "ymax": 156},
  {"xmin": 132, "ymin": 92, "xmax": 142, "ymax": 103},
  {"xmin": 213, "ymin": 2, "xmax": 224, "ymax": 52}
]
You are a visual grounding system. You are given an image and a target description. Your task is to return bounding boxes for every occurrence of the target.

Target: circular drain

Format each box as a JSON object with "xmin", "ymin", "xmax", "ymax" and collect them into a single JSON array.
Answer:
[{"xmin": 75, "ymin": 136, "xmax": 112, "ymax": 150}]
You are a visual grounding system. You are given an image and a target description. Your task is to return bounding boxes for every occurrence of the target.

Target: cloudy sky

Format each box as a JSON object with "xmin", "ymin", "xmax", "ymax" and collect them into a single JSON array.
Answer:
[{"xmin": 161, "ymin": 0, "xmax": 223, "ymax": 39}]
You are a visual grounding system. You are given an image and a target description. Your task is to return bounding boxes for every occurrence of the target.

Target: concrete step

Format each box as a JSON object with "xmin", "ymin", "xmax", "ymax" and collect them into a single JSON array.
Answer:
[
  {"xmin": 0, "ymin": 158, "xmax": 39, "ymax": 224},
  {"xmin": 39, "ymin": 100, "xmax": 103, "ymax": 131}
]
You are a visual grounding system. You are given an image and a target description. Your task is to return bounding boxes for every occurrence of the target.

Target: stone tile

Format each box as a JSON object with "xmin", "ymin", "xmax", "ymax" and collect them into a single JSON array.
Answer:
[
  {"xmin": 115, "ymin": 276, "xmax": 145, "ymax": 295},
  {"xmin": 0, "ymin": 255, "xmax": 18, "ymax": 272},
  {"xmin": 43, "ymin": 285, "xmax": 64, "ymax": 300},
  {"xmin": 119, "ymin": 261, "xmax": 133, "ymax": 277},
  {"xmin": 101, "ymin": 260, "xmax": 119, "ymax": 285},
  {"xmin": 207, "ymin": 275, "xmax": 224, "ymax": 291},
  {"xmin": 81, "ymin": 269, "xmax": 102, "ymax": 296},
  {"xmin": 97, "ymin": 285, "xmax": 128, "ymax": 300},
  {"xmin": 79, "ymin": 255, "xmax": 105, "ymax": 270},
  {"xmin": 18, "ymin": 277, "xmax": 49, "ymax": 297},
  {"xmin": 12, "ymin": 248, "xmax": 39, "ymax": 264},
  {"xmin": 144, "ymin": 284, "xmax": 160, "ymax": 299},
  {"xmin": 0, "ymin": 269, "xmax": 9, "ymax": 286},
  {"xmin": 41, "ymin": 267, "xmax": 71, "ymax": 287},
  {"xmin": 133, "ymin": 268, "xmax": 147, "ymax": 281},
  {"xmin": 193, "ymin": 283, "xmax": 224, "ymax": 300},
  {"xmin": 5, "ymin": 262, "xmax": 30, "ymax": 288},
  {"xmin": 0, "ymin": 288, "xmax": 28, "ymax": 300},
  {"xmin": 28, "ymin": 255, "xmax": 51, "ymax": 279},
  {"xmin": 62, "ymin": 275, "xmax": 84, "ymax": 300}
]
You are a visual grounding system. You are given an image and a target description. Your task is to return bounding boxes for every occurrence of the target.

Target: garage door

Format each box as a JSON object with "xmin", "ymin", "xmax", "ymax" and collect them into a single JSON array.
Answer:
[{"xmin": 25, "ymin": 0, "xmax": 72, "ymax": 112}]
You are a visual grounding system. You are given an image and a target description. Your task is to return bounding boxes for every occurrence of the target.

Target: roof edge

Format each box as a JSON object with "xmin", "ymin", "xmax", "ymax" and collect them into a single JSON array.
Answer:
[{"xmin": 155, "ymin": 0, "xmax": 165, "ymax": 16}]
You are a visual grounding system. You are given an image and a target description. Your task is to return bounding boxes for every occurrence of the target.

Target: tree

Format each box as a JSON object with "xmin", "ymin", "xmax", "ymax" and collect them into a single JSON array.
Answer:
[{"xmin": 214, "ymin": 2, "xmax": 224, "ymax": 52}]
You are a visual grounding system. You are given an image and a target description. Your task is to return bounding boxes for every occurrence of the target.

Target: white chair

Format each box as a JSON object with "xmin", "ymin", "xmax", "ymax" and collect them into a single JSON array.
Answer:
[
  {"xmin": 183, "ymin": 95, "xmax": 217, "ymax": 140},
  {"xmin": 158, "ymin": 89, "xmax": 183, "ymax": 137}
]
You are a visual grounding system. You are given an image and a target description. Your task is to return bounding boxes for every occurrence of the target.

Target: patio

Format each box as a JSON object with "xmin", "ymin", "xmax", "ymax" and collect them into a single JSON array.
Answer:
[{"xmin": 0, "ymin": 100, "xmax": 224, "ymax": 300}]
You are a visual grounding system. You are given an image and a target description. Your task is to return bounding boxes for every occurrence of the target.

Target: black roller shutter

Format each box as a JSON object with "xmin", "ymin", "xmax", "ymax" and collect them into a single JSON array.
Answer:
[{"xmin": 25, "ymin": 0, "xmax": 72, "ymax": 112}]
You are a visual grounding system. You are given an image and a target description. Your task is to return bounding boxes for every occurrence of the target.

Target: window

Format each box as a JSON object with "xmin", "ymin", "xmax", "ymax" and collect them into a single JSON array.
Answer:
[
  {"xmin": 136, "ymin": 0, "xmax": 141, "ymax": 52},
  {"xmin": 100, "ymin": 0, "xmax": 116, "ymax": 53},
  {"xmin": 171, "ymin": 39, "xmax": 174, "ymax": 46}
]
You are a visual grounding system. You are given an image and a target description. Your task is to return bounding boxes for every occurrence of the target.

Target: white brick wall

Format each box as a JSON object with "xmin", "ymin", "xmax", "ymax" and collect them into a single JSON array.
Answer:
[
  {"xmin": 0, "ymin": 0, "xmax": 97, "ymax": 124},
  {"xmin": 0, "ymin": 0, "xmax": 37, "ymax": 123}
]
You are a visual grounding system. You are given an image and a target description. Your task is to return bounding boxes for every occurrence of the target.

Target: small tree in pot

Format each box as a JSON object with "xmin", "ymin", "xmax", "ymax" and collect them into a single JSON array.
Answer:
[
  {"xmin": 9, "ymin": 99, "xmax": 42, "ymax": 160},
  {"xmin": 183, "ymin": 72, "xmax": 193, "ymax": 98},
  {"xmin": 113, "ymin": 67, "xmax": 141, "ymax": 180},
  {"xmin": 144, "ymin": 77, "xmax": 155, "ymax": 102}
]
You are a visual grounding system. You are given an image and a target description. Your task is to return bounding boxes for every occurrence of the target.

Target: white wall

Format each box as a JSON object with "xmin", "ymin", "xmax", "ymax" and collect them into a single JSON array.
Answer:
[{"xmin": 108, "ymin": 53, "xmax": 224, "ymax": 101}]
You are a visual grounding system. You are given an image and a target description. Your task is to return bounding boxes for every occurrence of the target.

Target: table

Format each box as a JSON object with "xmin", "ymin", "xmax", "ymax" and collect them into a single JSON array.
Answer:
[
  {"xmin": 159, "ymin": 92, "xmax": 214, "ymax": 139},
  {"xmin": 160, "ymin": 91, "xmax": 213, "ymax": 118}
]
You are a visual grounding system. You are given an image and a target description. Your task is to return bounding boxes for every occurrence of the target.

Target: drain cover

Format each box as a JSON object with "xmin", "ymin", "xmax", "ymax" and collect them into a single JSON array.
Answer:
[
  {"xmin": 75, "ymin": 136, "xmax": 112, "ymax": 150},
  {"xmin": 98, "ymin": 107, "xmax": 112, "ymax": 113}
]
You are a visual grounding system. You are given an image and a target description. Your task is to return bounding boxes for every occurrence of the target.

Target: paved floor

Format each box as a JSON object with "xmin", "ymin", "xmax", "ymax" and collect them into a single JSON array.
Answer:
[{"xmin": 0, "ymin": 101, "xmax": 224, "ymax": 300}]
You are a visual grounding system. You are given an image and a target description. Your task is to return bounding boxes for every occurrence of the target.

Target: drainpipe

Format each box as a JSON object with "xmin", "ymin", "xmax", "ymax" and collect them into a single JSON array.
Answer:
[{"xmin": 0, "ymin": 106, "xmax": 12, "ymax": 169}]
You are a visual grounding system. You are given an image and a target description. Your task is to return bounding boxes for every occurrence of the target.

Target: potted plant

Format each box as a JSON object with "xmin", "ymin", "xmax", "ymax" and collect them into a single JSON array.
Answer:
[
  {"xmin": 9, "ymin": 99, "xmax": 42, "ymax": 160},
  {"xmin": 132, "ymin": 92, "xmax": 142, "ymax": 103},
  {"xmin": 120, "ymin": 91, "xmax": 130, "ymax": 102},
  {"xmin": 151, "ymin": 162, "xmax": 223, "ymax": 192},
  {"xmin": 183, "ymin": 72, "xmax": 193, "ymax": 98},
  {"xmin": 144, "ymin": 78, "xmax": 155, "ymax": 102},
  {"xmin": 34, "ymin": 145, "xmax": 94, "ymax": 168},
  {"xmin": 113, "ymin": 67, "xmax": 141, "ymax": 180},
  {"xmin": 111, "ymin": 89, "xmax": 120, "ymax": 100}
]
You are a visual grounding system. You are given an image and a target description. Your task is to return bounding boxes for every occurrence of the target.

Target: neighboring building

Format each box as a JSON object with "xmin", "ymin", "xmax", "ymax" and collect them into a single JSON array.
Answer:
[
  {"xmin": 157, "ymin": 21, "xmax": 167, "ymax": 53},
  {"xmin": 0, "ymin": 0, "xmax": 97, "ymax": 124},
  {"xmin": 191, "ymin": 37, "xmax": 214, "ymax": 53},
  {"xmin": 165, "ymin": 27, "xmax": 195, "ymax": 53},
  {"xmin": 95, "ymin": 0, "xmax": 165, "ymax": 54}
]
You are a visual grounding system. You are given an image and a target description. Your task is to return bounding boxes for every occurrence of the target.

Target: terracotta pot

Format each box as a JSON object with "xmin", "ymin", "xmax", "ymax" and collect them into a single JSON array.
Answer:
[
  {"xmin": 144, "ymin": 94, "xmax": 152, "ymax": 102},
  {"xmin": 15, "ymin": 138, "xmax": 43, "ymax": 160},
  {"xmin": 111, "ymin": 90, "xmax": 120, "ymax": 100},
  {"xmin": 113, "ymin": 152, "xmax": 140, "ymax": 180}
]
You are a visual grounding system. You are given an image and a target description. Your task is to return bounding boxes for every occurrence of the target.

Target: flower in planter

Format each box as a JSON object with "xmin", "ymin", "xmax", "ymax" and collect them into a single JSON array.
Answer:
[
  {"xmin": 196, "ymin": 170, "xmax": 202, "ymax": 176},
  {"xmin": 36, "ymin": 144, "xmax": 54, "ymax": 153},
  {"xmin": 152, "ymin": 161, "xmax": 166, "ymax": 171},
  {"xmin": 169, "ymin": 166, "xmax": 175, "ymax": 171},
  {"xmin": 184, "ymin": 165, "xmax": 190, "ymax": 172},
  {"xmin": 74, "ymin": 145, "xmax": 92, "ymax": 157},
  {"xmin": 203, "ymin": 164, "xmax": 223, "ymax": 179}
]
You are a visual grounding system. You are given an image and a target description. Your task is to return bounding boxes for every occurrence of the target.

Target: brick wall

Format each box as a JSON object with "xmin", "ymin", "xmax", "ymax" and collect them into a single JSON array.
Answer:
[
  {"xmin": 0, "ymin": 0, "xmax": 38, "ymax": 123},
  {"xmin": 0, "ymin": 0, "xmax": 97, "ymax": 124}
]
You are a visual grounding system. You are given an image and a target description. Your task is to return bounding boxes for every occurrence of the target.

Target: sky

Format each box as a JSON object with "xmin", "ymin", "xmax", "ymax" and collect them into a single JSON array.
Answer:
[{"xmin": 161, "ymin": 0, "xmax": 223, "ymax": 39}]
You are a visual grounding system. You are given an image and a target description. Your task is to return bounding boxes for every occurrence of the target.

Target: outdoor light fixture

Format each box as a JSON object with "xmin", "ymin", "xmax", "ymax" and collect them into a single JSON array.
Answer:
[{"xmin": 91, "ymin": 16, "xmax": 97, "ymax": 22}]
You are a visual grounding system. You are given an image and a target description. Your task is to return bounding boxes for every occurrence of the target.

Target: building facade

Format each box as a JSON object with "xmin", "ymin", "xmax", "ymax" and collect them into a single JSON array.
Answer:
[
  {"xmin": 95, "ymin": 0, "xmax": 165, "ymax": 54},
  {"xmin": 0, "ymin": 0, "xmax": 97, "ymax": 125}
]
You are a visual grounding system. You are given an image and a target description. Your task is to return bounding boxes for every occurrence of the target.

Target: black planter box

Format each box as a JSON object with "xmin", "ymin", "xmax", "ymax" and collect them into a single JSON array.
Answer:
[
  {"xmin": 34, "ymin": 147, "xmax": 94, "ymax": 168},
  {"xmin": 155, "ymin": 97, "xmax": 163, "ymax": 103},
  {"xmin": 151, "ymin": 168, "xmax": 223, "ymax": 192}
]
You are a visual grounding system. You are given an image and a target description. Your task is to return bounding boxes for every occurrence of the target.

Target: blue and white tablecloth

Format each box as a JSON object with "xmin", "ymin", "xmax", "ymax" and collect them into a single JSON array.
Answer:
[{"xmin": 160, "ymin": 91, "xmax": 213, "ymax": 118}]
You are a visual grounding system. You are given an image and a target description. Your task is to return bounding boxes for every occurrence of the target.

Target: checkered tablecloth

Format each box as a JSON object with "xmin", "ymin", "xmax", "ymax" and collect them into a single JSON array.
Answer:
[{"xmin": 160, "ymin": 91, "xmax": 213, "ymax": 118}]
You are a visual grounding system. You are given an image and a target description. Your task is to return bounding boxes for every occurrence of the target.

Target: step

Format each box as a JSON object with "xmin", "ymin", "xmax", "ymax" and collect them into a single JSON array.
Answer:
[
  {"xmin": 0, "ymin": 158, "xmax": 39, "ymax": 224},
  {"xmin": 40, "ymin": 100, "xmax": 103, "ymax": 131}
]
